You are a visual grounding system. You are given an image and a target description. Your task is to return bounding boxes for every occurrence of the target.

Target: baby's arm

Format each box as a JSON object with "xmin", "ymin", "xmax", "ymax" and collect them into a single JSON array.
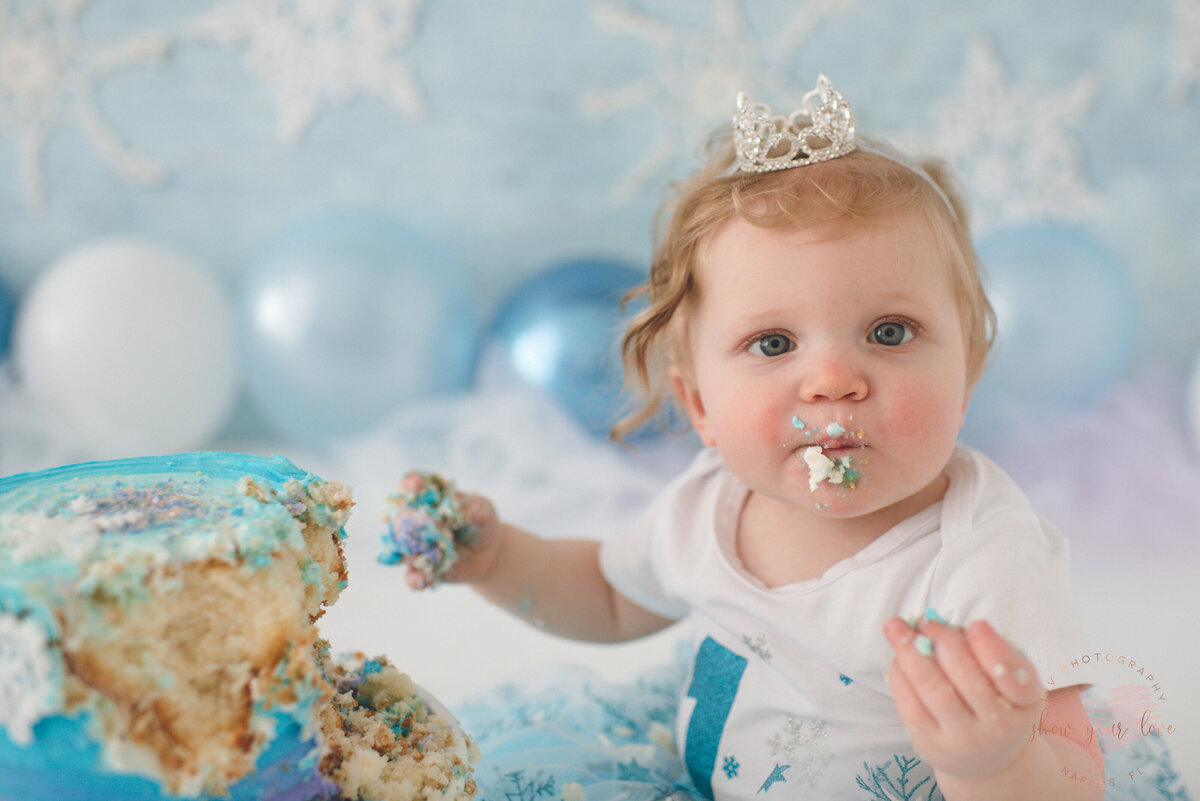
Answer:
[
  {"xmin": 400, "ymin": 487, "xmax": 675, "ymax": 643},
  {"xmin": 884, "ymin": 617, "xmax": 1104, "ymax": 800},
  {"xmin": 472, "ymin": 518, "xmax": 676, "ymax": 642}
]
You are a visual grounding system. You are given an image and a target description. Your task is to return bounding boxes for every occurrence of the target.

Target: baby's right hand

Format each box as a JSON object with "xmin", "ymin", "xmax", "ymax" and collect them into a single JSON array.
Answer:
[
  {"xmin": 402, "ymin": 489, "xmax": 505, "ymax": 590},
  {"xmin": 380, "ymin": 470, "xmax": 508, "ymax": 590},
  {"xmin": 396, "ymin": 484, "xmax": 504, "ymax": 592}
]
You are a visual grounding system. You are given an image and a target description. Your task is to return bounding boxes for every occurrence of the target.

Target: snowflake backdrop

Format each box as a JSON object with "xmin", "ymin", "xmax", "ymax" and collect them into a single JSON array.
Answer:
[{"xmin": 0, "ymin": 0, "xmax": 1198, "ymax": 395}]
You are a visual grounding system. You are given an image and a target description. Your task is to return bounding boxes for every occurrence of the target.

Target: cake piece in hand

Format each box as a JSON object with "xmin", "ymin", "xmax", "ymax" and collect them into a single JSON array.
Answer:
[{"xmin": 379, "ymin": 471, "xmax": 476, "ymax": 588}]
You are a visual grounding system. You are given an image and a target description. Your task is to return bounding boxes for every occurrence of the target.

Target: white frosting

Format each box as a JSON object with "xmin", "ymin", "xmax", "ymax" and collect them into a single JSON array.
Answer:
[
  {"xmin": 802, "ymin": 446, "xmax": 853, "ymax": 491},
  {"xmin": 93, "ymin": 509, "xmax": 150, "ymax": 532},
  {"xmin": 101, "ymin": 736, "xmax": 179, "ymax": 794},
  {"xmin": 67, "ymin": 497, "xmax": 98, "ymax": 515},
  {"xmin": 0, "ymin": 612, "xmax": 56, "ymax": 746},
  {"xmin": 0, "ymin": 513, "xmax": 102, "ymax": 563}
]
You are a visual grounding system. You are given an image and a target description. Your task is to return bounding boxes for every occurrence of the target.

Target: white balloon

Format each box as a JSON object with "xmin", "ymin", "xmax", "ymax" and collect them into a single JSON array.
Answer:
[{"xmin": 13, "ymin": 239, "xmax": 238, "ymax": 458}]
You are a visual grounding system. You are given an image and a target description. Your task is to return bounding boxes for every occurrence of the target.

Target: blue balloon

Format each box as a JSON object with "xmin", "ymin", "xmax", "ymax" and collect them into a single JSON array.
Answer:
[
  {"xmin": 963, "ymin": 223, "xmax": 1137, "ymax": 444},
  {"xmin": 240, "ymin": 208, "xmax": 476, "ymax": 447},
  {"xmin": 478, "ymin": 257, "xmax": 649, "ymax": 439},
  {"xmin": 0, "ymin": 278, "xmax": 13, "ymax": 360}
]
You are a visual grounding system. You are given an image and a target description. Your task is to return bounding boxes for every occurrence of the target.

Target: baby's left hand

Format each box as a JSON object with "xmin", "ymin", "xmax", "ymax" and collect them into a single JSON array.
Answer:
[{"xmin": 883, "ymin": 615, "xmax": 1046, "ymax": 782}]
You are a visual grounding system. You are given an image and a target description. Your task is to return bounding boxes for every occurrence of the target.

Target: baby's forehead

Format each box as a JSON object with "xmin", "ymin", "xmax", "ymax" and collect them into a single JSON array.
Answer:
[
  {"xmin": 700, "ymin": 209, "xmax": 936, "ymax": 269},
  {"xmin": 691, "ymin": 211, "xmax": 964, "ymax": 310}
]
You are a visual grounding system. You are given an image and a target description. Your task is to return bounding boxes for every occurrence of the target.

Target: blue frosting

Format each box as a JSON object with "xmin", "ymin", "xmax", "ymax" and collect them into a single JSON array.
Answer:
[
  {"xmin": 0, "ymin": 711, "xmax": 337, "ymax": 801},
  {"xmin": 0, "ymin": 452, "xmax": 314, "ymax": 495}
]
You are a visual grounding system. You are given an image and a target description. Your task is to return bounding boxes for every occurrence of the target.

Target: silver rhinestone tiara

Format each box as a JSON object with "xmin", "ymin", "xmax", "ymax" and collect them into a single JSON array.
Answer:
[
  {"xmin": 732, "ymin": 76, "xmax": 959, "ymax": 221},
  {"xmin": 733, "ymin": 75, "xmax": 856, "ymax": 173}
]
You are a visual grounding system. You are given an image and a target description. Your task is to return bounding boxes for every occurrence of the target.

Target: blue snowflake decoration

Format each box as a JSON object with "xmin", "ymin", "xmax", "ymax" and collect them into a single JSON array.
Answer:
[
  {"xmin": 758, "ymin": 763, "xmax": 790, "ymax": 793},
  {"xmin": 617, "ymin": 759, "xmax": 654, "ymax": 783},
  {"xmin": 722, "ymin": 755, "xmax": 739, "ymax": 779},
  {"xmin": 839, "ymin": 673, "xmax": 854, "ymax": 685}
]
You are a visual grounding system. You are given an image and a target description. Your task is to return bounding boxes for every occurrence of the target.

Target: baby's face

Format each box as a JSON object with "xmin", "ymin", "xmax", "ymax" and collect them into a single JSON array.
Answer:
[{"xmin": 674, "ymin": 211, "xmax": 969, "ymax": 522}]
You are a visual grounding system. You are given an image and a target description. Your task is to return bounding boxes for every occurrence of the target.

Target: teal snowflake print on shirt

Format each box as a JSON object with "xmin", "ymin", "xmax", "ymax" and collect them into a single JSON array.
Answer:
[
  {"xmin": 722, "ymin": 755, "xmax": 739, "ymax": 779},
  {"xmin": 855, "ymin": 755, "xmax": 942, "ymax": 801},
  {"xmin": 758, "ymin": 763, "xmax": 790, "ymax": 793}
]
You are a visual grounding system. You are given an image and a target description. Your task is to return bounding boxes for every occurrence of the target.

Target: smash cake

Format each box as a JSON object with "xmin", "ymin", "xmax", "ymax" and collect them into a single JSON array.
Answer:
[{"xmin": 0, "ymin": 452, "xmax": 477, "ymax": 801}]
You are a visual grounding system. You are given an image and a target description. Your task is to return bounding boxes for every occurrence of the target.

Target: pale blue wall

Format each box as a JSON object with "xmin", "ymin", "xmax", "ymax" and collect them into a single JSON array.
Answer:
[{"xmin": 2, "ymin": 0, "xmax": 1198, "ymax": 416}]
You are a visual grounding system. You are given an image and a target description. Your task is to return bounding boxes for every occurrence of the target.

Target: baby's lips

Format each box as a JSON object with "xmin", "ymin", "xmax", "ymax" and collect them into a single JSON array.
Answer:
[{"xmin": 813, "ymin": 436, "xmax": 865, "ymax": 451}]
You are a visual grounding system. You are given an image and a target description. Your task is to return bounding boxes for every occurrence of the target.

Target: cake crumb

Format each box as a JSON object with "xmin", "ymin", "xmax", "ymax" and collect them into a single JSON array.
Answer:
[{"xmin": 802, "ymin": 446, "xmax": 860, "ymax": 491}]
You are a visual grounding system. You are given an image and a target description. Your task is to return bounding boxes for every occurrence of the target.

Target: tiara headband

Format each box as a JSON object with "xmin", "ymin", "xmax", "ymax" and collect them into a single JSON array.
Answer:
[{"xmin": 732, "ymin": 75, "xmax": 959, "ymax": 221}]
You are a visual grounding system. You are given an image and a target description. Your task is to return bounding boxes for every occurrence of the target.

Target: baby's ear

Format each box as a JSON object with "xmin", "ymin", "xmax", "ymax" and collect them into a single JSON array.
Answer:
[{"xmin": 669, "ymin": 365, "xmax": 715, "ymax": 447}]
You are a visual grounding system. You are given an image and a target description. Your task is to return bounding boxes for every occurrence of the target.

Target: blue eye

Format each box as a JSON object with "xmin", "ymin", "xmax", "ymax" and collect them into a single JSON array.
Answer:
[
  {"xmin": 750, "ymin": 333, "xmax": 794, "ymax": 357},
  {"xmin": 871, "ymin": 321, "xmax": 914, "ymax": 347}
]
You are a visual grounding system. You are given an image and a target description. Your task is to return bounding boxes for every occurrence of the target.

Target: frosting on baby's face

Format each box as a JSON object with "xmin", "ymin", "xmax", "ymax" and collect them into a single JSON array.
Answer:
[
  {"xmin": 803, "ymin": 445, "xmax": 860, "ymax": 491},
  {"xmin": 792, "ymin": 416, "xmax": 865, "ymax": 492}
]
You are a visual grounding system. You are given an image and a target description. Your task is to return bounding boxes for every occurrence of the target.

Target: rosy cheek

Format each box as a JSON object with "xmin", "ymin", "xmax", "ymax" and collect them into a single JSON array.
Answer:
[
  {"xmin": 752, "ymin": 398, "xmax": 790, "ymax": 444},
  {"xmin": 887, "ymin": 403, "xmax": 924, "ymax": 438},
  {"xmin": 887, "ymin": 383, "xmax": 962, "ymax": 441},
  {"xmin": 713, "ymin": 392, "xmax": 781, "ymax": 446}
]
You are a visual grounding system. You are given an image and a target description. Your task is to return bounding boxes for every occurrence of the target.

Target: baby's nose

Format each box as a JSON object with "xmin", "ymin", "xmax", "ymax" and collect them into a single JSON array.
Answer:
[{"xmin": 798, "ymin": 355, "xmax": 868, "ymax": 403}]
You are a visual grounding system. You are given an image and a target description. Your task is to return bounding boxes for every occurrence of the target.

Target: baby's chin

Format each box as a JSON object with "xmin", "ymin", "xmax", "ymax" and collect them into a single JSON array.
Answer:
[
  {"xmin": 752, "ymin": 476, "xmax": 865, "ymax": 518},
  {"xmin": 800, "ymin": 490, "xmax": 874, "ymax": 519},
  {"xmin": 807, "ymin": 471, "xmax": 952, "ymax": 527}
]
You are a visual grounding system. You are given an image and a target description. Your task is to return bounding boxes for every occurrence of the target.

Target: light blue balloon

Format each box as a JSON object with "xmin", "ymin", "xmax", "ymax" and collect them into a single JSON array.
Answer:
[
  {"xmin": 477, "ymin": 257, "xmax": 649, "ymax": 439},
  {"xmin": 0, "ymin": 278, "xmax": 13, "ymax": 359},
  {"xmin": 963, "ymin": 223, "xmax": 1137, "ymax": 443},
  {"xmin": 240, "ymin": 208, "xmax": 476, "ymax": 447}
]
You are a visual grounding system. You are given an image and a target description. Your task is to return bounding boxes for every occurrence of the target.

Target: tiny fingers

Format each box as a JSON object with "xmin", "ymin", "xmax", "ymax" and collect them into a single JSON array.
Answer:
[
  {"xmin": 459, "ymin": 492, "xmax": 496, "ymax": 526},
  {"xmin": 964, "ymin": 620, "xmax": 1044, "ymax": 707},
  {"xmin": 404, "ymin": 563, "xmax": 434, "ymax": 590},
  {"xmin": 884, "ymin": 617, "xmax": 971, "ymax": 727},
  {"xmin": 886, "ymin": 657, "xmax": 938, "ymax": 737}
]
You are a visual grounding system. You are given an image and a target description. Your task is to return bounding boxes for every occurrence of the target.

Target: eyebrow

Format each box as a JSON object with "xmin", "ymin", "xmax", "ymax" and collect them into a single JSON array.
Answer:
[{"xmin": 727, "ymin": 290, "xmax": 931, "ymax": 323}]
